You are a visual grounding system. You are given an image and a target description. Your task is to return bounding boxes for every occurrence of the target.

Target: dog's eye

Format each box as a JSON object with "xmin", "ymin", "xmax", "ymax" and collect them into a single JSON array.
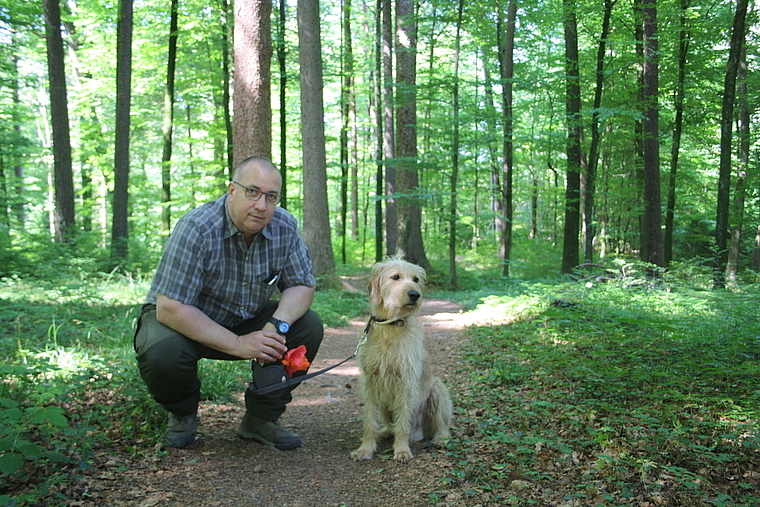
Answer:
[
  {"xmin": 413, "ymin": 277, "xmax": 419, "ymax": 283},
  {"xmin": 391, "ymin": 274, "xmax": 400, "ymax": 280}
]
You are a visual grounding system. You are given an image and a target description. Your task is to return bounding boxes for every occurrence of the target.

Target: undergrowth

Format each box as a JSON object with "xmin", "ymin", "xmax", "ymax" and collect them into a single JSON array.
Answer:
[
  {"xmin": 0, "ymin": 271, "xmax": 365, "ymax": 506},
  {"xmin": 438, "ymin": 278, "xmax": 760, "ymax": 506}
]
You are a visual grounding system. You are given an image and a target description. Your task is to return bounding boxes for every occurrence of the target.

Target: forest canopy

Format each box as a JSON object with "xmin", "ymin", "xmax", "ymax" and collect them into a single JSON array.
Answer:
[{"xmin": 0, "ymin": 0, "xmax": 758, "ymax": 284}]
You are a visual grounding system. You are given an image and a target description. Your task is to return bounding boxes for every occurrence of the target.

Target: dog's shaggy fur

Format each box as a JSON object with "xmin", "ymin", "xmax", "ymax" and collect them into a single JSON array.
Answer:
[{"xmin": 350, "ymin": 257, "xmax": 453, "ymax": 463}]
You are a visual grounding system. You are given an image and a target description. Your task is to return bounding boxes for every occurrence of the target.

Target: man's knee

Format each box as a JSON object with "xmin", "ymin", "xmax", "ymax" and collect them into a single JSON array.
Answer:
[{"xmin": 292, "ymin": 310, "xmax": 323, "ymax": 359}]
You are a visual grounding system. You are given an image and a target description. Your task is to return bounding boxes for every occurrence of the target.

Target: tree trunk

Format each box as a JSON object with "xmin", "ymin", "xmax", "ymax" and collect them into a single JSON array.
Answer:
[
  {"xmin": 373, "ymin": 0, "xmax": 384, "ymax": 262},
  {"xmin": 714, "ymin": 0, "xmax": 748, "ymax": 287},
  {"xmin": 664, "ymin": 0, "xmax": 688, "ymax": 267},
  {"xmin": 276, "ymin": 0, "xmax": 288, "ymax": 205},
  {"xmin": 11, "ymin": 54, "xmax": 26, "ymax": 227},
  {"xmin": 497, "ymin": 0, "xmax": 517, "ymax": 277},
  {"xmin": 298, "ymin": 0, "xmax": 335, "ymax": 278},
  {"xmin": 584, "ymin": 0, "xmax": 614, "ymax": 264},
  {"xmin": 111, "ymin": 0, "xmax": 133, "ymax": 261},
  {"xmin": 339, "ymin": 0, "xmax": 354, "ymax": 264},
  {"xmin": 561, "ymin": 0, "xmax": 582, "ymax": 274},
  {"xmin": 641, "ymin": 0, "xmax": 663, "ymax": 270},
  {"xmin": 161, "ymin": 0, "xmax": 179, "ymax": 235},
  {"xmin": 43, "ymin": 0, "xmax": 76, "ymax": 243},
  {"xmin": 233, "ymin": 0, "xmax": 272, "ymax": 165},
  {"xmin": 383, "ymin": 0, "xmax": 396, "ymax": 257},
  {"xmin": 726, "ymin": 46, "xmax": 749, "ymax": 286},
  {"xmin": 448, "ymin": 0, "xmax": 464, "ymax": 288},
  {"xmin": 220, "ymin": 0, "xmax": 233, "ymax": 178},
  {"xmin": 394, "ymin": 0, "xmax": 430, "ymax": 270}
]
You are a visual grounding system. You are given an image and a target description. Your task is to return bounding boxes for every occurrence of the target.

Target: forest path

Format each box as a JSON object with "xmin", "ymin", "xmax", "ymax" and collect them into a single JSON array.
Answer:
[{"xmin": 81, "ymin": 278, "xmax": 474, "ymax": 507}]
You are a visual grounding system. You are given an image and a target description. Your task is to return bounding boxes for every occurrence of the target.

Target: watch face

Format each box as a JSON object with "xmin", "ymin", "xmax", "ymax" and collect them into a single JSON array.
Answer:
[{"xmin": 277, "ymin": 321, "xmax": 290, "ymax": 334}]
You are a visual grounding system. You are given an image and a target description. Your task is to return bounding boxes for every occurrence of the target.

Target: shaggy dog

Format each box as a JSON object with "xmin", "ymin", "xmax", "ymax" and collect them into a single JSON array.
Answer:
[{"xmin": 351, "ymin": 257, "xmax": 453, "ymax": 463}]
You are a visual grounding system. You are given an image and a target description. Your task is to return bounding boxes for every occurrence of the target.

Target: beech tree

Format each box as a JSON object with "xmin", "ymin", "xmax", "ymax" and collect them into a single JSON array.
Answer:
[
  {"xmin": 233, "ymin": 0, "xmax": 272, "ymax": 164},
  {"xmin": 43, "ymin": 0, "xmax": 75, "ymax": 243},
  {"xmin": 560, "ymin": 0, "xmax": 582, "ymax": 274},
  {"xmin": 111, "ymin": 0, "xmax": 133, "ymax": 261},
  {"xmin": 298, "ymin": 0, "xmax": 335, "ymax": 277}
]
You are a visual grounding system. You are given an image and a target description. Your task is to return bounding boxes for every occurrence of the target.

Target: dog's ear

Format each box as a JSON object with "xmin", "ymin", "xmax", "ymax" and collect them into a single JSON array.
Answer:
[
  {"xmin": 415, "ymin": 265, "xmax": 427, "ymax": 287},
  {"xmin": 368, "ymin": 264, "xmax": 384, "ymax": 306}
]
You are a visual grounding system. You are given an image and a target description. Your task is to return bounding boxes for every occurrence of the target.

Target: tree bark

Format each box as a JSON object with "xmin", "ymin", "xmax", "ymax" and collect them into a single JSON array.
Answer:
[
  {"xmin": 161, "ymin": 0, "xmax": 179, "ymax": 235},
  {"xmin": 373, "ymin": 0, "xmax": 384, "ymax": 262},
  {"xmin": 448, "ymin": 0, "xmax": 464, "ymax": 287},
  {"xmin": 495, "ymin": 0, "xmax": 516, "ymax": 277},
  {"xmin": 382, "ymin": 0, "xmax": 396, "ymax": 257},
  {"xmin": 664, "ymin": 0, "xmax": 689, "ymax": 266},
  {"xmin": 43, "ymin": 0, "xmax": 76, "ymax": 243},
  {"xmin": 298, "ymin": 0, "xmax": 335, "ymax": 277},
  {"xmin": 276, "ymin": 0, "xmax": 288, "ymax": 204},
  {"xmin": 561, "ymin": 0, "xmax": 582, "ymax": 274},
  {"xmin": 394, "ymin": 0, "xmax": 430, "ymax": 270},
  {"xmin": 641, "ymin": 0, "xmax": 663, "ymax": 270},
  {"xmin": 233, "ymin": 0, "xmax": 272, "ymax": 164},
  {"xmin": 111, "ymin": 0, "xmax": 133, "ymax": 261},
  {"xmin": 714, "ymin": 0, "xmax": 748, "ymax": 287},
  {"xmin": 584, "ymin": 0, "xmax": 614, "ymax": 265},
  {"xmin": 726, "ymin": 46, "xmax": 749, "ymax": 285}
]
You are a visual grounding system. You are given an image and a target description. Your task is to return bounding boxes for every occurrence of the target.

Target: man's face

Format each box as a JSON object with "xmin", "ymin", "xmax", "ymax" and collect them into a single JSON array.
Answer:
[{"xmin": 227, "ymin": 164, "xmax": 281, "ymax": 238}]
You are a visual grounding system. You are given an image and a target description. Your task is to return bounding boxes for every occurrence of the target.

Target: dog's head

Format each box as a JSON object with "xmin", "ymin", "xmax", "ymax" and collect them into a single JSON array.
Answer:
[{"xmin": 368, "ymin": 256, "xmax": 426, "ymax": 319}]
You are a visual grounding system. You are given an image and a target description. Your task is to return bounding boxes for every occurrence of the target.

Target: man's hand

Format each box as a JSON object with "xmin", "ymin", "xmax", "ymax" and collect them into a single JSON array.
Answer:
[{"xmin": 235, "ymin": 325, "xmax": 287, "ymax": 363}]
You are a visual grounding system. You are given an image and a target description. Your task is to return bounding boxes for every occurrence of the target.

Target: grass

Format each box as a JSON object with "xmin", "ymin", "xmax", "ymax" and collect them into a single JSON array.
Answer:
[
  {"xmin": 0, "ymin": 270, "xmax": 368, "ymax": 506},
  {"xmin": 1, "ymin": 263, "xmax": 759, "ymax": 506},
  {"xmin": 437, "ymin": 277, "xmax": 760, "ymax": 506}
]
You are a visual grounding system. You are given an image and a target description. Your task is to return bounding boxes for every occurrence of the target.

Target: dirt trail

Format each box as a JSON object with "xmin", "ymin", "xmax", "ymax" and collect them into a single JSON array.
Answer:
[{"xmin": 78, "ymin": 290, "xmax": 470, "ymax": 507}]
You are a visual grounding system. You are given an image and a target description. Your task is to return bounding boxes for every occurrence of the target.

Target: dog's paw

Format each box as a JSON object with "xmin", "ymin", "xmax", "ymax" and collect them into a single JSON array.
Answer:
[
  {"xmin": 351, "ymin": 447, "xmax": 374, "ymax": 461},
  {"xmin": 393, "ymin": 447, "xmax": 413, "ymax": 463}
]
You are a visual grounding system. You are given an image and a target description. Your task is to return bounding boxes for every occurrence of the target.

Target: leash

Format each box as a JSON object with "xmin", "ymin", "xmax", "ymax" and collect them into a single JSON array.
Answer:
[{"xmin": 249, "ymin": 315, "xmax": 404, "ymax": 395}]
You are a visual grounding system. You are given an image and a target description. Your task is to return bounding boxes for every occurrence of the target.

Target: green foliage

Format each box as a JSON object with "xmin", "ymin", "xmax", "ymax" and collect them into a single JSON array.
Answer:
[{"xmin": 439, "ymin": 273, "xmax": 760, "ymax": 506}]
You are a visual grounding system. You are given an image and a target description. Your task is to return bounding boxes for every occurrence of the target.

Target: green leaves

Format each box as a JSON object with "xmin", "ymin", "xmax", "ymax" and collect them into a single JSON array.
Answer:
[{"xmin": 447, "ymin": 279, "xmax": 760, "ymax": 505}]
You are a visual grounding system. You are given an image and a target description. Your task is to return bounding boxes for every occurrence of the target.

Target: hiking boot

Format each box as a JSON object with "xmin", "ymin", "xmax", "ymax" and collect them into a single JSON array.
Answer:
[
  {"xmin": 237, "ymin": 412, "xmax": 302, "ymax": 450},
  {"xmin": 166, "ymin": 412, "xmax": 198, "ymax": 448}
]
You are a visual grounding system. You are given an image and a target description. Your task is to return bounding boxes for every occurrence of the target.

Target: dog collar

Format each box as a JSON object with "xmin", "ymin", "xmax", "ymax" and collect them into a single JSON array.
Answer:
[{"xmin": 369, "ymin": 315, "xmax": 406, "ymax": 327}]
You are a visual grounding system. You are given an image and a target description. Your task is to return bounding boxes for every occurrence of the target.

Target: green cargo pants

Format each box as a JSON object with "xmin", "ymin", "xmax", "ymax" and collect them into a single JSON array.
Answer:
[{"xmin": 134, "ymin": 302, "xmax": 323, "ymax": 421}]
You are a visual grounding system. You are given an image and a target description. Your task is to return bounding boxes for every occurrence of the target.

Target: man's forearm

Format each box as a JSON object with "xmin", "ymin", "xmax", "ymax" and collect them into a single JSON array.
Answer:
[
  {"xmin": 271, "ymin": 285, "xmax": 315, "ymax": 325},
  {"xmin": 156, "ymin": 293, "xmax": 240, "ymax": 355}
]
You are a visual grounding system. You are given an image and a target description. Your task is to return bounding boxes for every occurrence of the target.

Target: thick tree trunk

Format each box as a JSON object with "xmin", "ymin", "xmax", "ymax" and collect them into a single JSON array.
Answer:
[
  {"xmin": 298, "ymin": 0, "xmax": 335, "ymax": 277},
  {"xmin": 641, "ymin": 0, "xmax": 663, "ymax": 270},
  {"xmin": 561, "ymin": 0, "xmax": 582, "ymax": 274},
  {"xmin": 394, "ymin": 0, "xmax": 430, "ymax": 270},
  {"xmin": 233, "ymin": 0, "xmax": 272, "ymax": 164}
]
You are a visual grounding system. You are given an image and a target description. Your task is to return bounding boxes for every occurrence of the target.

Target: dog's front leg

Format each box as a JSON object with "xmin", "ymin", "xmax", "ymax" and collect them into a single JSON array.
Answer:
[
  {"xmin": 391, "ymin": 393, "xmax": 418, "ymax": 462},
  {"xmin": 351, "ymin": 402, "xmax": 381, "ymax": 460}
]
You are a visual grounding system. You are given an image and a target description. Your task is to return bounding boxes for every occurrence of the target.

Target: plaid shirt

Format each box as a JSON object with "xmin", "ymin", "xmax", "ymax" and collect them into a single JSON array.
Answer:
[{"xmin": 146, "ymin": 194, "xmax": 315, "ymax": 328}]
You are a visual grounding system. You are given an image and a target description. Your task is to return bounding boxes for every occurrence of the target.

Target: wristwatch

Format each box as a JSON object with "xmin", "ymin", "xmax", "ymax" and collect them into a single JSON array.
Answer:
[{"xmin": 268, "ymin": 317, "xmax": 290, "ymax": 335}]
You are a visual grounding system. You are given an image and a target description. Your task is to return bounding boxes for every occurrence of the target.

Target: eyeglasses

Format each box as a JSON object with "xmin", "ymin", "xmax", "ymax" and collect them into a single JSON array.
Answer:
[{"xmin": 232, "ymin": 181, "xmax": 281, "ymax": 205}]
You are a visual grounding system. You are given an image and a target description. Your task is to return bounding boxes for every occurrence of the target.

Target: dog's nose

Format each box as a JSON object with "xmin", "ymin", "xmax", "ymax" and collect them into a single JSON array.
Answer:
[{"xmin": 408, "ymin": 290, "xmax": 420, "ymax": 301}]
